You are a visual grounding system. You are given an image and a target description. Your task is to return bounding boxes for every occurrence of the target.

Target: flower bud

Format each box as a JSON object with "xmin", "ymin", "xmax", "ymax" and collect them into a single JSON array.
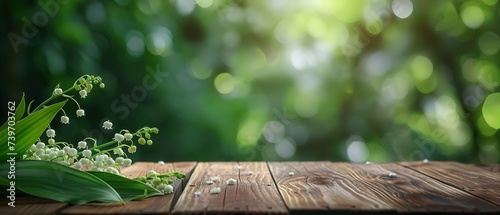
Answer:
[
  {"xmin": 124, "ymin": 133, "xmax": 133, "ymax": 141},
  {"xmin": 128, "ymin": 145, "xmax": 137, "ymax": 153},
  {"xmin": 147, "ymin": 170, "xmax": 157, "ymax": 177},
  {"xmin": 137, "ymin": 176, "xmax": 147, "ymax": 183},
  {"xmin": 152, "ymin": 177, "xmax": 162, "ymax": 186},
  {"xmin": 54, "ymin": 87, "xmax": 63, "ymax": 95}
]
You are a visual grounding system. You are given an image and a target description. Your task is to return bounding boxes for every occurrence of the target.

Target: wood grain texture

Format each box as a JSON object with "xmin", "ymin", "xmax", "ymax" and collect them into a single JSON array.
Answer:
[
  {"xmin": 400, "ymin": 161, "xmax": 500, "ymax": 207},
  {"xmin": 60, "ymin": 162, "xmax": 196, "ymax": 215},
  {"xmin": 0, "ymin": 190, "xmax": 68, "ymax": 214},
  {"xmin": 5, "ymin": 162, "xmax": 500, "ymax": 214},
  {"xmin": 0, "ymin": 202, "xmax": 68, "ymax": 215},
  {"xmin": 268, "ymin": 161, "xmax": 394, "ymax": 213},
  {"xmin": 330, "ymin": 162, "xmax": 500, "ymax": 213},
  {"xmin": 171, "ymin": 162, "xmax": 288, "ymax": 215},
  {"xmin": 470, "ymin": 164, "xmax": 500, "ymax": 173}
]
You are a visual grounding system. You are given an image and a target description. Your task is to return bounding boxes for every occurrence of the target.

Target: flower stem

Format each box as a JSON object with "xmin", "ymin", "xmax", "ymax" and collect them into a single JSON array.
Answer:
[
  {"xmin": 32, "ymin": 87, "xmax": 74, "ymax": 112},
  {"xmin": 78, "ymin": 129, "xmax": 150, "ymax": 156}
]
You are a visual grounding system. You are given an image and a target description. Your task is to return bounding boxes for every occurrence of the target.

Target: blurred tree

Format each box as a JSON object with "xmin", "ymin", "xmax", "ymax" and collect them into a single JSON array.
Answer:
[{"xmin": 1, "ymin": 0, "xmax": 499, "ymax": 163}]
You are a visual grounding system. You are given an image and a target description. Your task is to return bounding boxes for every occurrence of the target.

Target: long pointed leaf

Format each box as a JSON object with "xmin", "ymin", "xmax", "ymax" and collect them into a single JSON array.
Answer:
[
  {"xmin": 0, "ymin": 100, "xmax": 66, "ymax": 161},
  {"xmin": 0, "ymin": 160, "xmax": 123, "ymax": 205},
  {"xmin": 0, "ymin": 93, "xmax": 26, "ymax": 131},
  {"xmin": 88, "ymin": 171, "xmax": 164, "ymax": 201}
]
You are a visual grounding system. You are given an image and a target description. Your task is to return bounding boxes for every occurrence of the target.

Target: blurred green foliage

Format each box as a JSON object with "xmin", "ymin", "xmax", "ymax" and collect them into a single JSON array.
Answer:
[{"xmin": 1, "ymin": 0, "xmax": 499, "ymax": 163}]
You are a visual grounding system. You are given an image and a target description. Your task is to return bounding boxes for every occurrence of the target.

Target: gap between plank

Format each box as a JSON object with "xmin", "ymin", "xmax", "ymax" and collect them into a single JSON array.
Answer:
[
  {"xmin": 169, "ymin": 162, "xmax": 199, "ymax": 213},
  {"xmin": 396, "ymin": 163, "xmax": 500, "ymax": 208},
  {"xmin": 265, "ymin": 161, "xmax": 292, "ymax": 213}
]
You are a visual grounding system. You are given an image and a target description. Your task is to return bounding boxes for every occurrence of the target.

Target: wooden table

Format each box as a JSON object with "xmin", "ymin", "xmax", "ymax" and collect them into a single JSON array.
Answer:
[{"xmin": 2, "ymin": 161, "xmax": 499, "ymax": 214}]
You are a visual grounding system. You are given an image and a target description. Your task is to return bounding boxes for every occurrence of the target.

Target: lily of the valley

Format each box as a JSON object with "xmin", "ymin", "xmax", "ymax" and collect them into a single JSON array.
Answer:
[
  {"xmin": 114, "ymin": 133, "xmax": 125, "ymax": 143},
  {"xmin": 102, "ymin": 120, "xmax": 113, "ymax": 130},
  {"xmin": 124, "ymin": 133, "xmax": 133, "ymax": 141},
  {"xmin": 128, "ymin": 145, "xmax": 137, "ymax": 153},
  {"xmin": 164, "ymin": 185, "xmax": 174, "ymax": 194},
  {"xmin": 82, "ymin": 150, "xmax": 92, "ymax": 157},
  {"xmin": 77, "ymin": 141, "xmax": 87, "ymax": 149},
  {"xmin": 113, "ymin": 148, "xmax": 124, "ymax": 156},
  {"xmin": 76, "ymin": 109, "xmax": 85, "ymax": 117},
  {"xmin": 79, "ymin": 89, "xmax": 87, "ymax": 98},
  {"xmin": 46, "ymin": 129, "xmax": 56, "ymax": 138},
  {"xmin": 60, "ymin": 116, "xmax": 70, "ymax": 124},
  {"xmin": 54, "ymin": 87, "xmax": 63, "ymax": 95}
]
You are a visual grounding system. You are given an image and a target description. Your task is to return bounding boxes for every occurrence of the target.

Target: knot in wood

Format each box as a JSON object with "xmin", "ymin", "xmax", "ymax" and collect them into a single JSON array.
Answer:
[{"xmin": 307, "ymin": 176, "xmax": 335, "ymax": 186}]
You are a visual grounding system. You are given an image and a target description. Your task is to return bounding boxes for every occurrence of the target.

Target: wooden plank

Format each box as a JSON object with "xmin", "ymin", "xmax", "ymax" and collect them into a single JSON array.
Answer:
[
  {"xmin": 172, "ymin": 162, "xmax": 288, "ymax": 215},
  {"xmin": 0, "ymin": 191, "xmax": 68, "ymax": 215},
  {"xmin": 330, "ymin": 162, "xmax": 500, "ymax": 213},
  {"xmin": 268, "ymin": 161, "xmax": 394, "ymax": 213},
  {"xmin": 173, "ymin": 162, "xmax": 199, "ymax": 190},
  {"xmin": 0, "ymin": 195, "xmax": 65, "ymax": 205},
  {"xmin": 270, "ymin": 162, "xmax": 500, "ymax": 214},
  {"xmin": 0, "ymin": 202, "xmax": 68, "ymax": 215},
  {"xmin": 400, "ymin": 161, "xmax": 500, "ymax": 206},
  {"xmin": 61, "ymin": 162, "xmax": 196, "ymax": 215},
  {"xmin": 470, "ymin": 164, "xmax": 500, "ymax": 173}
]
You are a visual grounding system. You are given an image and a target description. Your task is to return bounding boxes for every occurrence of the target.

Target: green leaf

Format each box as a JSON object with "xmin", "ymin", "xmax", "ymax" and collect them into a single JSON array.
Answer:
[
  {"xmin": 0, "ymin": 160, "xmax": 123, "ymax": 205},
  {"xmin": 0, "ymin": 93, "xmax": 26, "ymax": 131},
  {"xmin": 159, "ymin": 171, "xmax": 186, "ymax": 179},
  {"xmin": 0, "ymin": 100, "xmax": 66, "ymax": 161},
  {"xmin": 88, "ymin": 171, "xmax": 164, "ymax": 201}
]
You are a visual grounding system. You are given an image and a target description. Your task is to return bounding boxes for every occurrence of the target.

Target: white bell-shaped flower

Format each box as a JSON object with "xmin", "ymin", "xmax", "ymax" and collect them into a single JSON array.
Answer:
[
  {"xmin": 46, "ymin": 129, "xmax": 56, "ymax": 138},
  {"xmin": 102, "ymin": 120, "xmax": 113, "ymax": 130},
  {"xmin": 76, "ymin": 109, "xmax": 85, "ymax": 117},
  {"xmin": 60, "ymin": 116, "xmax": 70, "ymax": 124},
  {"xmin": 79, "ymin": 89, "xmax": 87, "ymax": 98}
]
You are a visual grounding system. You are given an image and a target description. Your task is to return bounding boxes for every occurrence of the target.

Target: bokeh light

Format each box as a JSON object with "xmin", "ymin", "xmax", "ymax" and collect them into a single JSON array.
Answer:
[{"xmin": 2, "ymin": 0, "xmax": 500, "ymax": 163}]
